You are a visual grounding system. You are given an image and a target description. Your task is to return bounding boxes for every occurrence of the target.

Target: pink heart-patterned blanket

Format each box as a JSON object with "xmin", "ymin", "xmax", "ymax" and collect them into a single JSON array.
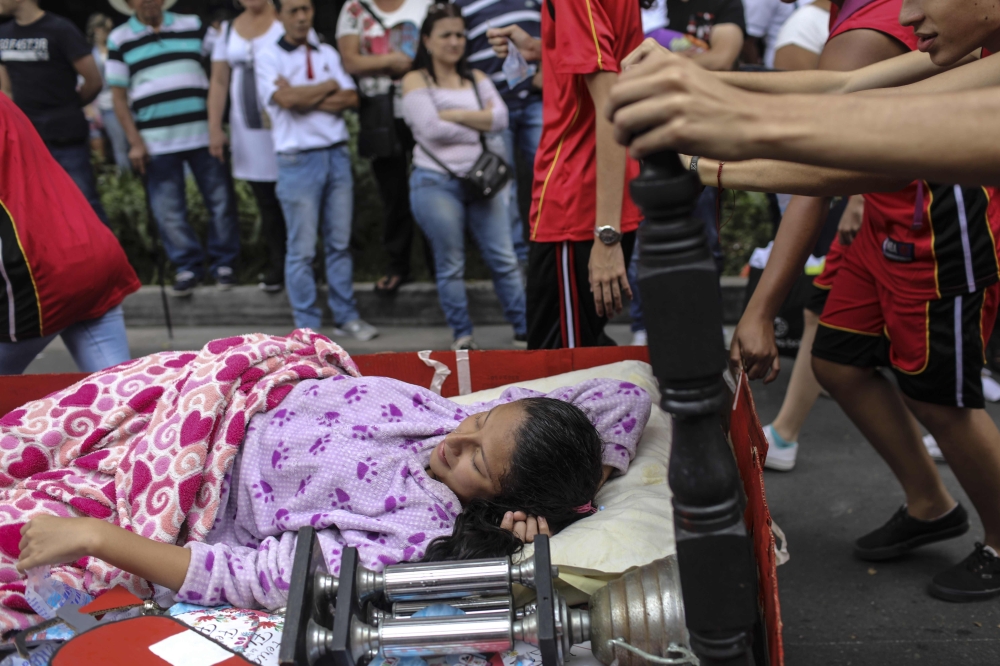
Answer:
[{"xmin": 0, "ymin": 330, "xmax": 358, "ymax": 632}]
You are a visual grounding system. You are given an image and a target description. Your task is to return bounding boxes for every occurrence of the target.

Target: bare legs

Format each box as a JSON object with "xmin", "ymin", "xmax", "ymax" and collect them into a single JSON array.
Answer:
[
  {"xmin": 771, "ymin": 309, "xmax": 824, "ymax": 443},
  {"xmin": 902, "ymin": 399, "xmax": 1000, "ymax": 549},
  {"xmin": 811, "ymin": 357, "xmax": 957, "ymax": 521}
]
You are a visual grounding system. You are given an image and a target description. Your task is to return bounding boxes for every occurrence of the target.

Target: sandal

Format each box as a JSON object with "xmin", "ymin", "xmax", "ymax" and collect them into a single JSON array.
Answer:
[{"xmin": 374, "ymin": 274, "xmax": 407, "ymax": 297}]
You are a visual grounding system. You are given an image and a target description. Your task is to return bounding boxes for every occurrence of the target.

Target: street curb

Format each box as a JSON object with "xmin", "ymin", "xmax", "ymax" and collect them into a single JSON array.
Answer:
[{"xmin": 122, "ymin": 278, "xmax": 748, "ymax": 327}]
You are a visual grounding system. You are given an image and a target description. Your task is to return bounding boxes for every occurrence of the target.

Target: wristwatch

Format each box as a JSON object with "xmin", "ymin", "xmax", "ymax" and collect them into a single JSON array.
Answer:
[{"xmin": 595, "ymin": 225, "xmax": 622, "ymax": 246}]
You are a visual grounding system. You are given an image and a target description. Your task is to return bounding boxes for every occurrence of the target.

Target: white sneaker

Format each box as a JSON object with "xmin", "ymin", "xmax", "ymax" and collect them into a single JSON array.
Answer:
[
  {"xmin": 923, "ymin": 433, "xmax": 946, "ymax": 463},
  {"xmin": 451, "ymin": 335, "xmax": 478, "ymax": 351},
  {"xmin": 631, "ymin": 330, "xmax": 648, "ymax": 346},
  {"xmin": 763, "ymin": 424, "xmax": 798, "ymax": 471},
  {"xmin": 334, "ymin": 319, "xmax": 379, "ymax": 342}
]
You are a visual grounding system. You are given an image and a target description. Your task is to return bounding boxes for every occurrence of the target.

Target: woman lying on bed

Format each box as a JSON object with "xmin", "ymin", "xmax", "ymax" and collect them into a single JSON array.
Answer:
[{"xmin": 11, "ymin": 372, "xmax": 651, "ymax": 612}]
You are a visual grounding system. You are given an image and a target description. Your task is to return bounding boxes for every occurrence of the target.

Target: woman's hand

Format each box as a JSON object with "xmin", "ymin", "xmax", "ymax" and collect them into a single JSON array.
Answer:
[
  {"xmin": 16, "ymin": 516, "xmax": 103, "ymax": 572},
  {"xmin": 438, "ymin": 109, "xmax": 466, "ymax": 124},
  {"xmin": 500, "ymin": 511, "xmax": 551, "ymax": 543}
]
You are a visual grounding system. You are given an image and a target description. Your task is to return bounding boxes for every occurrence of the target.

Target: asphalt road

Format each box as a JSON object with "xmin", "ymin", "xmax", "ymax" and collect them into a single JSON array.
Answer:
[{"xmin": 751, "ymin": 366, "xmax": 1000, "ymax": 665}]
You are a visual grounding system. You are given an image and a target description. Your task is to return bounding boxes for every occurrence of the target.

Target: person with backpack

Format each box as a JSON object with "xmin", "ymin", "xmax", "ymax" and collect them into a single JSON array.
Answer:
[{"xmin": 208, "ymin": 0, "xmax": 288, "ymax": 294}]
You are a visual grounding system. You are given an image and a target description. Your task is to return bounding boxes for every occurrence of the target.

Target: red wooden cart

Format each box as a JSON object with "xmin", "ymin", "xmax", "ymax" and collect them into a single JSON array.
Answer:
[{"xmin": 0, "ymin": 347, "xmax": 782, "ymax": 666}]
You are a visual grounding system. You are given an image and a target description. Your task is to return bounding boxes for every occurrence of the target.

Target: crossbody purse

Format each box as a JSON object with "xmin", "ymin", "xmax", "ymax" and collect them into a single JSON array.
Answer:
[{"xmin": 414, "ymin": 72, "xmax": 510, "ymax": 200}]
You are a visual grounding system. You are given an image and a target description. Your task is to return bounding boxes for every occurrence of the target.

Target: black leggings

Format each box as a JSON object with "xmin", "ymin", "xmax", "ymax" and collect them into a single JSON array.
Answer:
[{"xmin": 248, "ymin": 180, "xmax": 287, "ymax": 280}]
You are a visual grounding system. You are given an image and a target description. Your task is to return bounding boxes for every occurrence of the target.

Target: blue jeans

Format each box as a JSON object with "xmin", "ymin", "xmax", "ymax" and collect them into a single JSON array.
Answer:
[
  {"xmin": 0, "ymin": 305, "xmax": 130, "ymax": 375},
  {"xmin": 410, "ymin": 167, "xmax": 527, "ymax": 339},
  {"xmin": 48, "ymin": 141, "xmax": 110, "ymax": 228},
  {"xmin": 500, "ymin": 100, "xmax": 543, "ymax": 264},
  {"xmin": 146, "ymin": 147, "xmax": 241, "ymax": 278},
  {"xmin": 101, "ymin": 109, "xmax": 132, "ymax": 173},
  {"xmin": 276, "ymin": 145, "xmax": 358, "ymax": 329}
]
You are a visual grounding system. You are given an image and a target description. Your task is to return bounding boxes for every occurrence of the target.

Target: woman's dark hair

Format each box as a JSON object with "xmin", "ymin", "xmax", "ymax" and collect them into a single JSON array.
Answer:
[
  {"xmin": 423, "ymin": 397, "xmax": 604, "ymax": 561},
  {"xmin": 412, "ymin": 2, "xmax": 474, "ymax": 84}
]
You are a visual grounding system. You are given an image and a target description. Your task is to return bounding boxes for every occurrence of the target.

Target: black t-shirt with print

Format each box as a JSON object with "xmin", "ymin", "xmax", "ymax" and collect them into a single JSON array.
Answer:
[
  {"xmin": 0, "ymin": 12, "xmax": 92, "ymax": 143},
  {"xmin": 666, "ymin": 0, "xmax": 747, "ymax": 42}
]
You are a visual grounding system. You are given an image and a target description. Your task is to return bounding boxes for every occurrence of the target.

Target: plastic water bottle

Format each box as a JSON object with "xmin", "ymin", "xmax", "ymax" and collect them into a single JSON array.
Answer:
[{"xmin": 24, "ymin": 566, "xmax": 93, "ymax": 620}]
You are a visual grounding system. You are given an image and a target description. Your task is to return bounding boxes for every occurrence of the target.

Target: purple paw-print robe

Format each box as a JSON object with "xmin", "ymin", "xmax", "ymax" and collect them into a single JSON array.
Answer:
[{"xmin": 176, "ymin": 376, "xmax": 651, "ymax": 609}]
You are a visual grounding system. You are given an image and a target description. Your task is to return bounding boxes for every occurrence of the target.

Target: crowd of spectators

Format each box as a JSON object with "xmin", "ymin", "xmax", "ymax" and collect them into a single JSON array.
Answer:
[{"xmin": 0, "ymin": 0, "xmax": 825, "ymax": 351}]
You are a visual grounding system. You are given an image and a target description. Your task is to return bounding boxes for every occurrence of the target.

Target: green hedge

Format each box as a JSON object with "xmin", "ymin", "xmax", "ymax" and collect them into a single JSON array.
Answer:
[{"xmin": 99, "ymin": 112, "xmax": 769, "ymax": 283}]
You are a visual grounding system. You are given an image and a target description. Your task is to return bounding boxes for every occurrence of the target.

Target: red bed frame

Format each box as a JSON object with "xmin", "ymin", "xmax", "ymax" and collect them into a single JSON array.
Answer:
[{"xmin": 0, "ymin": 347, "xmax": 782, "ymax": 666}]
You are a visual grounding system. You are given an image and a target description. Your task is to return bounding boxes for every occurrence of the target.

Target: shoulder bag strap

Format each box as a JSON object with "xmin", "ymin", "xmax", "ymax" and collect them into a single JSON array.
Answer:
[
  {"xmin": 468, "ymin": 75, "xmax": 490, "ymax": 151},
  {"xmin": 357, "ymin": 0, "xmax": 389, "ymax": 31}
]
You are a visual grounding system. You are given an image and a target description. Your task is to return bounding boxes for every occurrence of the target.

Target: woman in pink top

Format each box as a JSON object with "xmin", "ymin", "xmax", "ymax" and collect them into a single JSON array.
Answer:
[{"xmin": 402, "ymin": 3, "xmax": 527, "ymax": 352}]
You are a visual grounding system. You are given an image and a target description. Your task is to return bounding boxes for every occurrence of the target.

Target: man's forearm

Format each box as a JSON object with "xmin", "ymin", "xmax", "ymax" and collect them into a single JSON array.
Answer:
[
  {"xmin": 694, "ymin": 156, "xmax": 909, "ymax": 197},
  {"xmin": 586, "ymin": 71, "xmax": 627, "ymax": 231},
  {"xmin": 744, "ymin": 196, "xmax": 829, "ymax": 321},
  {"xmin": 715, "ymin": 67, "xmax": 849, "ymax": 93},
  {"xmin": 736, "ymin": 88, "xmax": 1000, "ymax": 185},
  {"xmin": 90, "ymin": 521, "xmax": 190, "ymax": 592},
  {"xmin": 112, "ymin": 89, "xmax": 142, "ymax": 146},
  {"xmin": 316, "ymin": 90, "xmax": 359, "ymax": 114},
  {"xmin": 273, "ymin": 81, "xmax": 337, "ymax": 111}
]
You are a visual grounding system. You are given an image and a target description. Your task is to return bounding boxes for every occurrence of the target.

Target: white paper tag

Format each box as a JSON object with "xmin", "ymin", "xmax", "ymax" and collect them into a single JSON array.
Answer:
[{"xmin": 148, "ymin": 629, "xmax": 235, "ymax": 666}]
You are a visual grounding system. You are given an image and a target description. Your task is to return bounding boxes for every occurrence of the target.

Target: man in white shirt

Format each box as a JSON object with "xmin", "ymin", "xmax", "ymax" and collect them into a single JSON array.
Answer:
[{"xmin": 256, "ymin": 0, "xmax": 378, "ymax": 341}]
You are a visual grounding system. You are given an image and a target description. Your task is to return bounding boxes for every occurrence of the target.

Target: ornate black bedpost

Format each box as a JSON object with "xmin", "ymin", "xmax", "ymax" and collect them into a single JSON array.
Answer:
[{"xmin": 632, "ymin": 153, "xmax": 759, "ymax": 666}]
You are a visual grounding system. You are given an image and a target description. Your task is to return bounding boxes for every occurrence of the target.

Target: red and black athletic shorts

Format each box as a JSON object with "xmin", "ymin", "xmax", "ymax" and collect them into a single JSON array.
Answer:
[
  {"xmin": 812, "ymin": 250, "xmax": 1000, "ymax": 408},
  {"xmin": 526, "ymin": 233, "xmax": 636, "ymax": 349},
  {"xmin": 806, "ymin": 235, "xmax": 850, "ymax": 315}
]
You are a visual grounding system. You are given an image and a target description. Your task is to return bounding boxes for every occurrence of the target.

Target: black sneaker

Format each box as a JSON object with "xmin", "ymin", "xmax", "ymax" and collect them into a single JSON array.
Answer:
[
  {"xmin": 258, "ymin": 269, "xmax": 284, "ymax": 293},
  {"xmin": 929, "ymin": 543, "xmax": 1000, "ymax": 602},
  {"xmin": 171, "ymin": 270, "xmax": 199, "ymax": 298},
  {"xmin": 854, "ymin": 503, "xmax": 970, "ymax": 561},
  {"xmin": 513, "ymin": 333, "xmax": 528, "ymax": 349}
]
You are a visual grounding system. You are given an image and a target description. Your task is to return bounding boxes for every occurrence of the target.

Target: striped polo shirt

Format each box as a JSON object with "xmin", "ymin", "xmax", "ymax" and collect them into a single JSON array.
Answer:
[{"xmin": 106, "ymin": 13, "xmax": 210, "ymax": 156}]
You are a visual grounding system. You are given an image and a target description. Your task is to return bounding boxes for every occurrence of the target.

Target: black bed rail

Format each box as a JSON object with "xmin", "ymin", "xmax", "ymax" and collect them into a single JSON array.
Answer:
[{"xmin": 632, "ymin": 152, "xmax": 761, "ymax": 666}]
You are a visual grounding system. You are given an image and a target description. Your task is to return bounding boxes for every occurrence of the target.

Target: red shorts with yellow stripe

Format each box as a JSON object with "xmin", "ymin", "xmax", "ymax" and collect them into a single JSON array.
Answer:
[
  {"xmin": 812, "ymin": 249, "xmax": 1000, "ymax": 408},
  {"xmin": 806, "ymin": 235, "xmax": 850, "ymax": 315}
]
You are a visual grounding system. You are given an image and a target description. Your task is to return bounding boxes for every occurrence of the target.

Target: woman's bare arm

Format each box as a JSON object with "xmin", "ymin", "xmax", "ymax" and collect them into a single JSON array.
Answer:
[{"xmin": 17, "ymin": 516, "xmax": 191, "ymax": 592}]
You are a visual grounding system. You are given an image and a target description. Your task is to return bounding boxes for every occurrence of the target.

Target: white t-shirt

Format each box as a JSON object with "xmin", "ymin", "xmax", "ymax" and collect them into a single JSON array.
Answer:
[
  {"xmin": 641, "ymin": 0, "xmax": 668, "ymax": 35},
  {"xmin": 335, "ymin": 0, "xmax": 431, "ymax": 116},
  {"xmin": 773, "ymin": 3, "xmax": 830, "ymax": 59},
  {"xmin": 212, "ymin": 20, "xmax": 286, "ymax": 182},
  {"xmin": 255, "ymin": 37, "xmax": 357, "ymax": 154},
  {"xmin": 743, "ymin": 0, "xmax": 801, "ymax": 68}
]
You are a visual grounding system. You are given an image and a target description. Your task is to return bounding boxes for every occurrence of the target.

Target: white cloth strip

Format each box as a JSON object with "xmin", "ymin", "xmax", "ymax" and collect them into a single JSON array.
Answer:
[
  {"xmin": 953, "ymin": 186, "xmax": 977, "ymax": 294},
  {"xmin": 418, "ymin": 350, "xmax": 452, "ymax": 395},
  {"xmin": 455, "ymin": 349, "xmax": 472, "ymax": 396},
  {"xmin": 772, "ymin": 520, "xmax": 790, "ymax": 566}
]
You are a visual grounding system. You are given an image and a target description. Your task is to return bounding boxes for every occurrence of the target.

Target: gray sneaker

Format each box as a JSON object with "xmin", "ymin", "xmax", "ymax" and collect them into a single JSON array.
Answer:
[
  {"xmin": 451, "ymin": 335, "xmax": 478, "ymax": 351},
  {"xmin": 335, "ymin": 319, "xmax": 379, "ymax": 342}
]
